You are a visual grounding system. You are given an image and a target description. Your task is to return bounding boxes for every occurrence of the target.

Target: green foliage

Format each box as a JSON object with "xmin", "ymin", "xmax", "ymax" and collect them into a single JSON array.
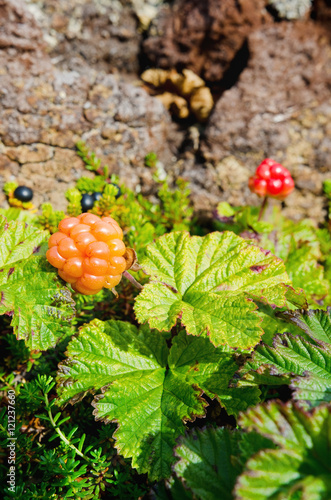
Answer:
[
  {"xmin": 3, "ymin": 181, "xmax": 18, "ymax": 197},
  {"xmin": 0, "ymin": 215, "xmax": 74, "ymax": 350},
  {"xmin": 56, "ymin": 320, "xmax": 259, "ymax": 480},
  {"xmin": 65, "ymin": 187, "xmax": 82, "ymax": 217},
  {"xmin": 144, "ymin": 152, "xmax": 158, "ymax": 168},
  {"xmin": 236, "ymin": 401, "xmax": 331, "ymax": 500},
  {"xmin": 239, "ymin": 309, "xmax": 331, "ymax": 406},
  {"xmin": 2, "ymin": 149, "xmax": 331, "ymax": 498},
  {"xmin": 37, "ymin": 203, "xmax": 66, "ymax": 234},
  {"xmin": 75, "ymin": 142, "xmax": 193, "ymax": 259},
  {"xmin": 0, "ymin": 207, "xmax": 37, "ymax": 224},
  {"xmin": 214, "ymin": 204, "xmax": 330, "ymax": 306},
  {"xmin": 76, "ymin": 176, "xmax": 106, "ymax": 194},
  {"xmin": 135, "ymin": 231, "xmax": 292, "ymax": 349},
  {"xmin": 1, "ymin": 375, "xmax": 148, "ymax": 499},
  {"xmin": 174, "ymin": 427, "xmax": 274, "ymax": 500}
]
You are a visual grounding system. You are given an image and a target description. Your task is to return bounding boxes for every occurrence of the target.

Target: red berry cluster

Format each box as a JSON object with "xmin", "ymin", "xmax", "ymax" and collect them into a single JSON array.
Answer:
[
  {"xmin": 249, "ymin": 159, "xmax": 294, "ymax": 199},
  {"xmin": 46, "ymin": 213, "xmax": 126, "ymax": 295}
]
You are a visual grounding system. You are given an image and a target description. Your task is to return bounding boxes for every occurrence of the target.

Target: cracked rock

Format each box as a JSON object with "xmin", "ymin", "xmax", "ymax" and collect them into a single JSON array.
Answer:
[
  {"xmin": 0, "ymin": 0, "xmax": 177, "ymax": 211},
  {"xmin": 200, "ymin": 21, "xmax": 331, "ymax": 222}
]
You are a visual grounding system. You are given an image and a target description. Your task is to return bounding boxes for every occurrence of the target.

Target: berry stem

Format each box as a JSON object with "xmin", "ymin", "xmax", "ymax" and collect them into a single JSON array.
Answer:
[
  {"xmin": 258, "ymin": 196, "xmax": 268, "ymax": 221},
  {"xmin": 123, "ymin": 271, "xmax": 143, "ymax": 290}
]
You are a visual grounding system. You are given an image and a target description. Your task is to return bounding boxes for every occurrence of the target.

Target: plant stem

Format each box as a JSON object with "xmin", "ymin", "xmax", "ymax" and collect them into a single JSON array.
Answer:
[
  {"xmin": 123, "ymin": 271, "xmax": 143, "ymax": 290},
  {"xmin": 258, "ymin": 196, "xmax": 268, "ymax": 221},
  {"xmin": 44, "ymin": 393, "xmax": 93, "ymax": 464}
]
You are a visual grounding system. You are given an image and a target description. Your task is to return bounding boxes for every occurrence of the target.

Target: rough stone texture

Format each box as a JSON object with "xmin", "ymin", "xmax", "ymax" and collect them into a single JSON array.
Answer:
[
  {"xmin": 25, "ymin": 0, "xmax": 142, "ymax": 74},
  {"xmin": 267, "ymin": 0, "xmax": 312, "ymax": 20},
  {"xmin": 200, "ymin": 21, "xmax": 331, "ymax": 222},
  {"xmin": 0, "ymin": 0, "xmax": 177, "ymax": 211},
  {"xmin": 143, "ymin": 0, "xmax": 271, "ymax": 83},
  {"xmin": 313, "ymin": 0, "xmax": 331, "ymax": 29}
]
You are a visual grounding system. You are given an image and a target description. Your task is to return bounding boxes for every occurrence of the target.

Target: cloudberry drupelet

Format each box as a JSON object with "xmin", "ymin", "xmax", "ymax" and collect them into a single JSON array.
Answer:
[{"xmin": 46, "ymin": 213, "xmax": 126, "ymax": 295}]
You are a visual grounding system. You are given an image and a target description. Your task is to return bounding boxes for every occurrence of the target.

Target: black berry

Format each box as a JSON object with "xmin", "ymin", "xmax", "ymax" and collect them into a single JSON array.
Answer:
[
  {"xmin": 110, "ymin": 183, "xmax": 121, "ymax": 199},
  {"xmin": 92, "ymin": 192, "xmax": 103, "ymax": 202},
  {"xmin": 14, "ymin": 186, "xmax": 33, "ymax": 202},
  {"xmin": 81, "ymin": 193, "xmax": 95, "ymax": 211}
]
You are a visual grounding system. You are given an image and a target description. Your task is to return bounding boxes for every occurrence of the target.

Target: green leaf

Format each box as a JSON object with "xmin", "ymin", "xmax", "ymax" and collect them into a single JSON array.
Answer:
[
  {"xmin": 0, "ymin": 215, "xmax": 47, "ymax": 268},
  {"xmin": 0, "ymin": 256, "xmax": 75, "ymax": 350},
  {"xmin": 238, "ymin": 333, "xmax": 331, "ymax": 405},
  {"xmin": 236, "ymin": 402, "xmax": 331, "ymax": 500},
  {"xmin": 168, "ymin": 331, "xmax": 260, "ymax": 416},
  {"xmin": 135, "ymin": 232, "xmax": 291, "ymax": 350},
  {"xmin": 257, "ymin": 214, "xmax": 329, "ymax": 306},
  {"xmin": 255, "ymin": 301, "xmax": 306, "ymax": 346},
  {"xmin": 0, "ymin": 208, "xmax": 37, "ymax": 223},
  {"xmin": 175, "ymin": 428, "xmax": 243, "ymax": 500},
  {"xmin": 284, "ymin": 245, "xmax": 329, "ymax": 305},
  {"xmin": 174, "ymin": 428, "xmax": 274, "ymax": 500},
  {"xmin": 0, "ymin": 216, "xmax": 74, "ymax": 350},
  {"xmin": 281, "ymin": 308, "xmax": 331, "ymax": 345},
  {"xmin": 57, "ymin": 322, "xmax": 259, "ymax": 479}
]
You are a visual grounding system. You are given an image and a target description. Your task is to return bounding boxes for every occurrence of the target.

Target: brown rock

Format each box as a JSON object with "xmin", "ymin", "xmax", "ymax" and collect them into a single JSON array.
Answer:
[
  {"xmin": 201, "ymin": 21, "xmax": 331, "ymax": 222},
  {"xmin": 0, "ymin": 0, "xmax": 178, "ymax": 212},
  {"xmin": 25, "ymin": 0, "xmax": 142, "ymax": 74},
  {"xmin": 143, "ymin": 0, "xmax": 271, "ymax": 82}
]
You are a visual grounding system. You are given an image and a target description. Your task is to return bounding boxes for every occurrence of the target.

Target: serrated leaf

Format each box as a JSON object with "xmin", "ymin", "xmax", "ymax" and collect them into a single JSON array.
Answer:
[
  {"xmin": 135, "ymin": 232, "xmax": 291, "ymax": 349},
  {"xmin": 0, "ymin": 215, "xmax": 47, "ymax": 268},
  {"xmin": 57, "ymin": 322, "xmax": 259, "ymax": 479},
  {"xmin": 236, "ymin": 402, "xmax": 331, "ymax": 500},
  {"xmin": 257, "ymin": 215, "xmax": 329, "ymax": 307},
  {"xmin": 255, "ymin": 301, "xmax": 306, "ymax": 347},
  {"xmin": 0, "ymin": 256, "xmax": 75, "ymax": 350},
  {"xmin": 238, "ymin": 333, "xmax": 331, "ymax": 405},
  {"xmin": 281, "ymin": 308, "xmax": 331, "ymax": 345},
  {"xmin": 175, "ymin": 428, "xmax": 242, "ymax": 500},
  {"xmin": 174, "ymin": 428, "xmax": 274, "ymax": 500},
  {"xmin": 169, "ymin": 332, "xmax": 260, "ymax": 416},
  {"xmin": 285, "ymin": 245, "xmax": 329, "ymax": 305}
]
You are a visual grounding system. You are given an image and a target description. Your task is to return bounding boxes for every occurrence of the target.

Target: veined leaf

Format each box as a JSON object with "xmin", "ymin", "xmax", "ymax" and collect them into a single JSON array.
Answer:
[
  {"xmin": 0, "ymin": 216, "xmax": 74, "ymax": 350},
  {"xmin": 238, "ymin": 309, "xmax": 331, "ymax": 405},
  {"xmin": 236, "ymin": 402, "xmax": 331, "ymax": 500},
  {"xmin": 57, "ymin": 322, "xmax": 259, "ymax": 479},
  {"xmin": 281, "ymin": 308, "xmax": 331, "ymax": 345},
  {"xmin": 0, "ymin": 256, "xmax": 75, "ymax": 350},
  {"xmin": 0, "ymin": 215, "xmax": 47, "ymax": 268},
  {"xmin": 135, "ymin": 231, "xmax": 291, "ymax": 350},
  {"xmin": 174, "ymin": 428, "xmax": 274, "ymax": 500}
]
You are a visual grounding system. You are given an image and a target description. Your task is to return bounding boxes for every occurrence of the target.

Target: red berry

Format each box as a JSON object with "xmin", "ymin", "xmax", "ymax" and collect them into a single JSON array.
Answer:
[
  {"xmin": 267, "ymin": 178, "xmax": 283, "ymax": 196},
  {"xmin": 269, "ymin": 163, "xmax": 291, "ymax": 180},
  {"xmin": 249, "ymin": 158, "xmax": 294, "ymax": 199},
  {"xmin": 255, "ymin": 163, "xmax": 271, "ymax": 180},
  {"xmin": 252, "ymin": 178, "xmax": 267, "ymax": 197},
  {"xmin": 280, "ymin": 176, "xmax": 295, "ymax": 197}
]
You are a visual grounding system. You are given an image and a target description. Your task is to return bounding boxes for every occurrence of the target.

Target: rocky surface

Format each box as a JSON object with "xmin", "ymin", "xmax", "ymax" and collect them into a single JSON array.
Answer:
[
  {"xmin": 1, "ymin": 0, "xmax": 331, "ymax": 224},
  {"xmin": 143, "ymin": 0, "xmax": 271, "ymax": 83},
  {"xmin": 0, "ymin": 0, "xmax": 178, "ymax": 211},
  {"xmin": 25, "ymin": 0, "xmax": 142, "ymax": 75},
  {"xmin": 200, "ymin": 21, "xmax": 331, "ymax": 221}
]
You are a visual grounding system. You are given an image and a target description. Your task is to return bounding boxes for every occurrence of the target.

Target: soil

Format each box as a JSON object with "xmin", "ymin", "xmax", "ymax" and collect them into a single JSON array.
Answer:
[{"xmin": 1, "ymin": 0, "xmax": 331, "ymax": 223}]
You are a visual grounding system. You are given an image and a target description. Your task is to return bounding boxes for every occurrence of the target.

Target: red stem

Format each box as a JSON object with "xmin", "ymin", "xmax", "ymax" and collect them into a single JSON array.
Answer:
[{"xmin": 258, "ymin": 196, "xmax": 268, "ymax": 221}]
